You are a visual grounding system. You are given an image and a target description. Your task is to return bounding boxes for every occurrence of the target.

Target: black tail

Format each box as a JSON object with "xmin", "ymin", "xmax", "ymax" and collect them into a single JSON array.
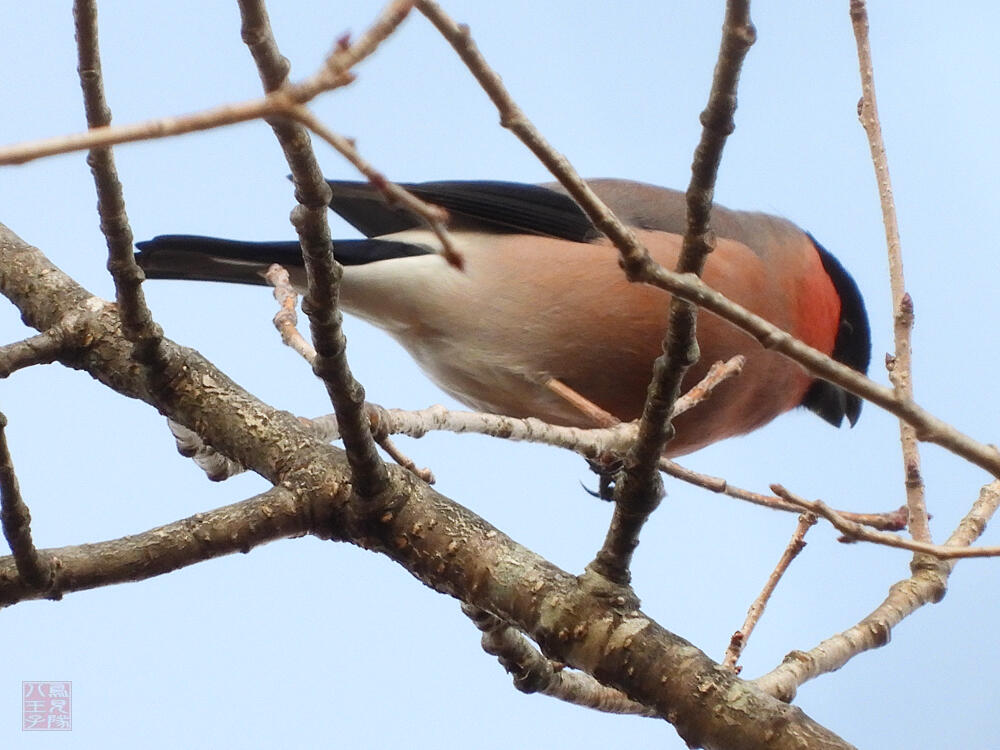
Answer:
[{"xmin": 135, "ymin": 234, "xmax": 431, "ymax": 286}]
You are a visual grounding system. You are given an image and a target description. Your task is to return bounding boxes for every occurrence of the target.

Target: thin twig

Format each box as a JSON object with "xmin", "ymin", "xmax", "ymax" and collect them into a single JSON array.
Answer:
[
  {"xmin": 771, "ymin": 485, "xmax": 1000, "ymax": 559},
  {"xmin": 264, "ymin": 265, "xmax": 433, "ymax": 483},
  {"xmin": 723, "ymin": 513, "xmax": 816, "ymax": 671},
  {"xmin": 658, "ymin": 457, "xmax": 905, "ymax": 528},
  {"xmin": 285, "ymin": 107, "xmax": 463, "ymax": 269},
  {"xmin": 0, "ymin": 412, "xmax": 52, "ymax": 589},
  {"xmin": 416, "ymin": 0, "xmax": 655, "ymax": 275},
  {"xmin": 73, "ymin": 0, "xmax": 165, "ymax": 369},
  {"xmin": 237, "ymin": 0, "xmax": 389, "ymax": 498},
  {"xmin": 265, "ymin": 264, "xmax": 318, "ymax": 363},
  {"xmin": 544, "ymin": 378, "xmax": 620, "ymax": 428},
  {"xmin": 593, "ymin": 0, "xmax": 756, "ymax": 584},
  {"xmin": 850, "ymin": 0, "xmax": 929, "ymax": 546},
  {"xmin": 545, "ymin": 356, "xmax": 746, "ymax": 431},
  {"xmin": 756, "ymin": 481, "xmax": 1000, "ymax": 701},
  {"xmin": 308, "ymin": 400, "xmax": 904, "ymax": 531},
  {"xmin": 373, "ymin": 431, "xmax": 434, "ymax": 484},
  {"xmin": 366, "ymin": 407, "xmax": 435, "ymax": 483},
  {"xmin": 291, "ymin": 0, "xmax": 416, "ymax": 99},
  {"xmin": 672, "ymin": 356, "xmax": 746, "ymax": 417},
  {"xmin": 0, "ymin": 4, "xmax": 459, "ymax": 272},
  {"xmin": 461, "ymin": 604, "xmax": 658, "ymax": 716},
  {"xmin": 0, "ymin": 1, "xmax": 411, "ymax": 167}
]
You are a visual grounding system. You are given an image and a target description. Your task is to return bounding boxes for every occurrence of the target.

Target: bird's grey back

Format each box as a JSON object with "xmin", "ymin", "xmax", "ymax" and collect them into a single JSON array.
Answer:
[{"xmin": 544, "ymin": 178, "xmax": 805, "ymax": 260}]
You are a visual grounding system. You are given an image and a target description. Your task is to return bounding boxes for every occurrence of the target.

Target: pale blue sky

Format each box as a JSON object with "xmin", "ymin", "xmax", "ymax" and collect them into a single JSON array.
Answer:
[{"xmin": 2, "ymin": 2, "xmax": 998, "ymax": 748}]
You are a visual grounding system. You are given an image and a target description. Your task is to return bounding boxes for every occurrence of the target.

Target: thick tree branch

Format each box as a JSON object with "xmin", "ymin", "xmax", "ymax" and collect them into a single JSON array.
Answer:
[
  {"xmin": 0, "ymin": 485, "xmax": 303, "ymax": 605},
  {"xmin": 0, "ymin": 224, "xmax": 856, "ymax": 750}
]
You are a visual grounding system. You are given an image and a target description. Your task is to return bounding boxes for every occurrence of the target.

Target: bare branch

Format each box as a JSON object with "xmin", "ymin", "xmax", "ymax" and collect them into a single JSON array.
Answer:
[
  {"xmin": 543, "ymin": 378, "xmax": 620, "ymax": 428},
  {"xmin": 0, "ymin": 1, "xmax": 415, "ymax": 168},
  {"xmin": 74, "ymin": 0, "xmax": 166, "ymax": 371},
  {"xmin": 415, "ymin": 0, "xmax": 653, "ymax": 279},
  {"xmin": 311, "ymin": 395, "xmax": 903, "ymax": 530},
  {"xmin": 672, "ymin": 356, "xmax": 746, "ymax": 417},
  {"xmin": 365, "ymin": 407, "xmax": 435, "ymax": 483},
  {"xmin": 756, "ymin": 481, "xmax": 1000, "ymax": 702},
  {"xmin": 1, "ymin": 485, "xmax": 302, "ymax": 605},
  {"xmin": 291, "ymin": 0, "xmax": 415, "ymax": 99},
  {"xmin": 594, "ymin": 0, "xmax": 756, "ymax": 585},
  {"xmin": 237, "ymin": 0, "xmax": 388, "ymax": 497},
  {"xmin": 265, "ymin": 264, "xmax": 318, "ymax": 363},
  {"xmin": 0, "ymin": 329, "xmax": 69, "ymax": 377},
  {"xmin": 0, "ymin": 412, "xmax": 52, "ymax": 589},
  {"xmin": 850, "ymin": 0, "xmax": 929, "ymax": 548},
  {"xmin": 263, "ymin": 264, "xmax": 433, "ymax": 482},
  {"xmin": 546, "ymin": 358, "xmax": 745, "ymax": 432},
  {"xmin": 0, "ymin": 95, "xmax": 299, "ymax": 165},
  {"xmin": 285, "ymin": 108, "xmax": 463, "ymax": 269},
  {"xmin": 723, "ymin": 513, "xmax": 816, "ymax": 671},
  {"xmin": 0, "ymin": 223, "xmax": 859, "ymax": 749},
  {"xmin": 771, "ymin": 485, "xmax": 1000, "ymax": 559}
]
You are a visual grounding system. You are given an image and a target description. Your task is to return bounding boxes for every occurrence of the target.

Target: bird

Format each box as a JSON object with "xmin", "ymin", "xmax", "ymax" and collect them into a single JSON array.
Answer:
[{"xmin": 135, "ymin": 178, "xmax": 870, "ymax": 458}]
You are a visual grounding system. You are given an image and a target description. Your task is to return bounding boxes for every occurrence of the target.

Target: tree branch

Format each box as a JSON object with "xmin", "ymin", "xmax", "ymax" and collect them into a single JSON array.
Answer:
[
  {"xmin": 771, "ymin": 484, "xmax": 1000, "ymax": 559},
  {"xmin": 723, "ymin": 512, "xmax": 816, "ymax": 671},
  {"xmin": 0, "ymin": 412, "xmax": 52, "ymax": 590},
  {"xmin": 237, "ymin": 0, "xmax": 389, "ymax": 497},
  {"xmin": 74, "ymin": 0, "xmax": 166, "ymax": 370},
  {"xmin": 0, "ymin": 328, "xmax": 70, "ymax": 377},
  {"xmin": 850, "ymin": 0, "xmax": 929, "ymax": 548},
  {"xmin": 755, "ymin": 480, "xmax": 1000, "ymax": 700},
  {"xmin": 593, "ymin": 0, "xmax": 756, "ymax": 585},
  {"xmin": 0, "ymin": 223, "xmax": 857, "ymax": 750}
]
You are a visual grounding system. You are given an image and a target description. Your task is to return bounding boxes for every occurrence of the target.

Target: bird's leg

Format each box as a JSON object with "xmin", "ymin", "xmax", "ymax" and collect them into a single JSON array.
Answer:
[{"xmin": 584, "ymin": 453, "xmax": 625, "ymax": 502}]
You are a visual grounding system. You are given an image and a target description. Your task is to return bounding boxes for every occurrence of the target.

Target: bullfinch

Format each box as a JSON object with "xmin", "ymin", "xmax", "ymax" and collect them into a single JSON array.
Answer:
[{"xmin": 135, "ymin": 179, "xmax": 870, "ymax": 457}]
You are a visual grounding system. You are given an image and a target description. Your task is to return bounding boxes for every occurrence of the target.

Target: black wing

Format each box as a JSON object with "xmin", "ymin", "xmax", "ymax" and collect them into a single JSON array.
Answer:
[{"xmin": 326, "ymin": 180, "xmax": 599, "ymax": 242}]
